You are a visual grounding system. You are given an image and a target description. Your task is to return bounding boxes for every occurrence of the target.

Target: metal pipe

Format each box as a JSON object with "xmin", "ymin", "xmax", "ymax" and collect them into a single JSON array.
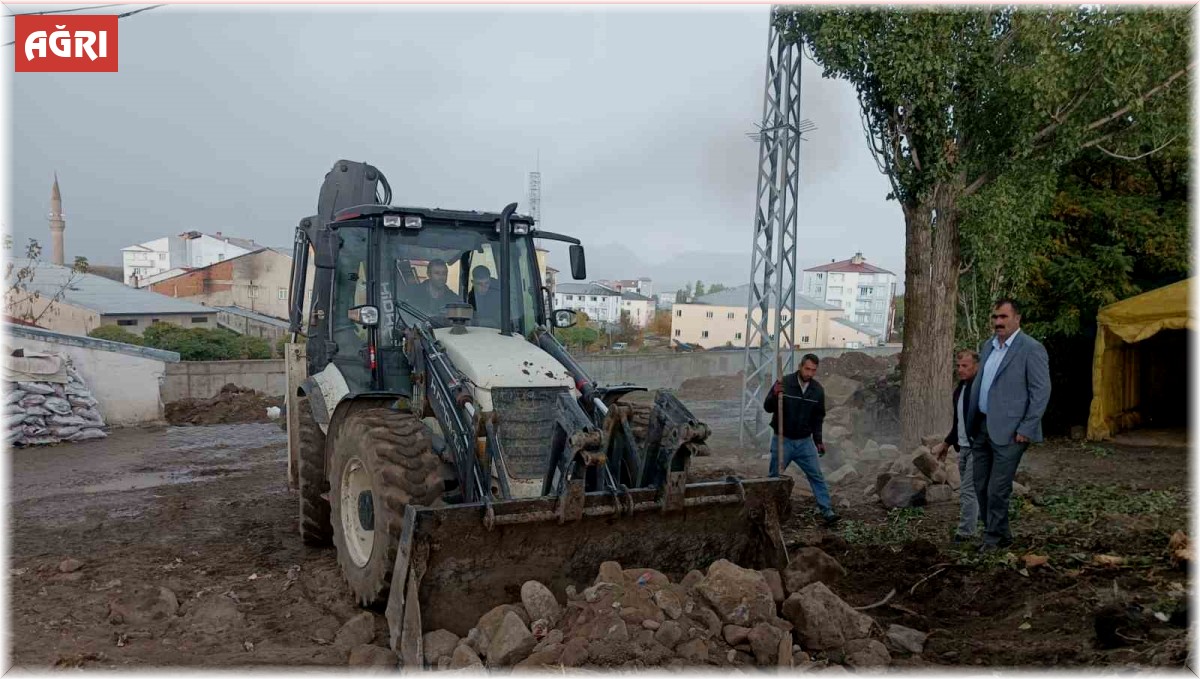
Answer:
[{"xmin": 498, "ymin": 202, "xmax": 517, "ymax": 337}]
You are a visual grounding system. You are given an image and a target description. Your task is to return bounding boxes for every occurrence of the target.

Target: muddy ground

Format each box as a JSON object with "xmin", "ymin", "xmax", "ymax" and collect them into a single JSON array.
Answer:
[{"xmin": 7, "ymin": 405, "xmax": 1192, "ymax": 670}]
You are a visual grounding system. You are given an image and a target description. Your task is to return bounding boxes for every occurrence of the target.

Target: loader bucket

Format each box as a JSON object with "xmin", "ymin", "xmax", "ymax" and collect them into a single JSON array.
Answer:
[{"xmin": 384, "ymin": 475, "xmax": 793, "ymax": 665}]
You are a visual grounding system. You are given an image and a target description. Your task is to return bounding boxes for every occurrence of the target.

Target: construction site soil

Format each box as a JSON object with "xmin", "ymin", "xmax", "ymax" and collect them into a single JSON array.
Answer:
[
  {"xmin": 9, "ymin": 398, "xmax": 1191, "ymax": 670},
  {"xmin": 163, "ymin": 384, "xmax": 283, "ymax": 426}
]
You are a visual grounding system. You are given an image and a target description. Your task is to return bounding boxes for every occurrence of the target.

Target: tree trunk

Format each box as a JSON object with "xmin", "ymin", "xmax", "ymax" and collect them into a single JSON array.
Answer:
[{"xmin": 898, "ymin": 182, "xmax": 962, "ymax": 450}]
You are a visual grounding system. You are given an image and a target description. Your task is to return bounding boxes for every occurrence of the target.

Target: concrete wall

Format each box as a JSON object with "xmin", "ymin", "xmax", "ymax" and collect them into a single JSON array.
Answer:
[
  {"xmin": 5, "ymin": 324, "xmax": 180, "ymax": 426},
  {"xmin": 153, "ymin": 346, "xmax": 901, "ymax": 403},
  {"xmin": 575, "ymin": 346, "xmax": 901, "ymax": 390},
  {"xmin": 160, "ymin": 359, "xmax": 287, "ymax": 402}
]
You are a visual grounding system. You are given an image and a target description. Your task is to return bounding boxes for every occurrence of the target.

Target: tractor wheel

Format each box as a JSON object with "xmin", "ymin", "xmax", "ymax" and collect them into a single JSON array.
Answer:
[
  {"xmin": 297, "ymin": 396, "xmax": 332, "ymax": 546},
  {"xmin": 329, "ymin": 408, "xmax": 443, "ymax": 608}
]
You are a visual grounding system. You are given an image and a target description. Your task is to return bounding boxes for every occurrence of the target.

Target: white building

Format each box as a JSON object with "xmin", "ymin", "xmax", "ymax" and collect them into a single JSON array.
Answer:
[
  {"xmin": 553, "ymin": 283, "xmax": 621, "ymax": 325},
  {"xmin": 800, "ymin": 252, "xmax": 897, "ymax": 342},
  {"xmin": 619, "ymin": 291, "xmax": 654, "ymax": 328},
  {"xmin": 596, "ymin": 277, "xmax": 653, "ymax": 299},
  {"xmin": 121, "ymin": 231, "xmax": 266, "ymax": 288}
]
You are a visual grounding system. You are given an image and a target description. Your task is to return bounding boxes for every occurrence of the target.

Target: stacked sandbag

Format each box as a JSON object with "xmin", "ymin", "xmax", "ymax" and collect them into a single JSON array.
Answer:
[{"xmin": 6, "ymin": 360, "xmax": 107, "ymax": 446}]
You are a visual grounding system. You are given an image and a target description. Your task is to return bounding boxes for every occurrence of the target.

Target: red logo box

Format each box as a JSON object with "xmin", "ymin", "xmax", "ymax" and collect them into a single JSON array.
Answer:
[{"xmin": 15, "ymin": 15, "xmax": 118, "ymax": 72}]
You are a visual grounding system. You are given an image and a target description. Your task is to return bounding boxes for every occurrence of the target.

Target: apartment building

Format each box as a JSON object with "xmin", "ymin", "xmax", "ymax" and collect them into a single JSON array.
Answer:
[
  {"xmin": 800, "ymin": 252, "xmax": 897, "ymax": 340},
  {"xmin": 670, "ymin": 285, "xmax": 853, "ymax": 349}
]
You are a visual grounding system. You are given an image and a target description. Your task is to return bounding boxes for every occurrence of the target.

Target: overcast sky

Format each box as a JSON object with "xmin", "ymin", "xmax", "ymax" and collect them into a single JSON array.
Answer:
[{"xmin": 6, "ymin": 5, "xmax": 906, "ymax": 294}]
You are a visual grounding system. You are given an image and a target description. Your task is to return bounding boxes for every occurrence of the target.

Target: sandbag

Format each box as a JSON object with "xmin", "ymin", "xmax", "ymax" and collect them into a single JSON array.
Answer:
[
  {"xmin": 6, "ymin": 413, "xmax": 26, "ymax": 428},
  {"xmin": 18, "ymin": 394, "xmax": 46, "ymax": 408},
  {"xmin": 51, "ymin": 384, "xmax": 66, "ymax": 398},
  {"xmin": 51, "ymin": 426, "xmax": 81, "ymax": 437},
  {"xmin": 5, "ymin": 403, "xmax": 25, "ymax": 416},
  {"xmin": 49, "ymin": 414, "xmax": 88, "ymax": 427},
  {"xmin": 16, "ymin": 382, "xmax": 54, "ymax": 396},
  {"xmin": 74, "ymin": 409, "xmax": 105, "ymax": 425},
  {"xmin": 68, "ymin": 395, "xmax": 98, "ymax": 408},
  {"xmin": 6, "ymin": 390, "xmax": 26, "ymax": 405},
  {"xmin": 20, "ymin": 436, "xmax": 60, "ymax": 446},
  {"xmin": 66, "ymin": 428, "xmax": 106, "ymax": 442},
  {"xmin": 22, "ymin": 416, "xmax": 45, "ymax": 427},
  {"xmin": 22, "ymin": 425, "xmax": 48, "ymax": 437},
  {"xmin": 43, "ymin": 398, "xmax": 72, "ymax": 415},
  {"xmin": 65, "ymin": 384, "xmax": 90, "ymax": 398},
  {"xmin": 22, "ymin": 406, "xmax": 50, "ymax": 418}
]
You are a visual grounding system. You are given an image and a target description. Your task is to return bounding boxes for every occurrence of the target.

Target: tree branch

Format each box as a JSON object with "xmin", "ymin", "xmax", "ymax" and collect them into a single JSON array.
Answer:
[
  {"xmin": 963, "ymin": 172, "xmax": 991, "ymax": 197},
  {"xmin": 1084, "ymin": 63, "xmax": 1194, "ymax": 133},
  {"xmin": 1096, "ymin": 135, "xmax": 1179, "ymax": 161}
]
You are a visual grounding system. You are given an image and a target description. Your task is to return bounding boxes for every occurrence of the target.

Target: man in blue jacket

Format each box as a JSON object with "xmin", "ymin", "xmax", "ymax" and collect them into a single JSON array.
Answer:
[
  {"xmin": 967, "ymin": 298, "xmax": 1052, "ymax": 552},
  {"xmin": 764, "ymin": 353, "xmax": 839, "ymax": 527}
]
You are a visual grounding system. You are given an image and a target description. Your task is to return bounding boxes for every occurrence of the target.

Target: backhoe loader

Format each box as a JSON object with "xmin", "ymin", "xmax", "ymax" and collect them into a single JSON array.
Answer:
[{"xmin": 285, "ymin": 160, "xmax": 792, "ymax": 664}]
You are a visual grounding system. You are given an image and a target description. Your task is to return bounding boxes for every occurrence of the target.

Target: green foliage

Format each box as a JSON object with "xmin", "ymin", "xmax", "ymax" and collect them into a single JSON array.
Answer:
[
  {"xmin": 1036, "ymin": 484, "xmax": 1185, "ymax": 524},
  {"xmin": 87, "ymin": 325, "xmax": 144, "ymax": 346},
  {"xmin": 141, "ymin": 322, "xmax": 272, "ymax": 361},
  {"xmin": 554, "ymin": 325, "xmax": 599, "ymax": 351},
  {"xmin": 839, "ymin": 507, "xmax": 927, "ymax": 545},
  {"xmin": 693, "ymin": 280, "xmax": 706, "ymax": 298},
  {"xmin": 275, "ymin": 336, "xmax": 288, "ymax": 358},
  {"xmin": 707, "ymin": 283, "xmax": 727, "ymax": 295}
]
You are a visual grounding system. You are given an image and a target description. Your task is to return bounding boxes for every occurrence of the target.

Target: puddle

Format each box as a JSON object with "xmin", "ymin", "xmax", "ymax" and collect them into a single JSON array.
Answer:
[{"xmin": 77, "ymin": 461, "xmax": 263, "ymax": 494}]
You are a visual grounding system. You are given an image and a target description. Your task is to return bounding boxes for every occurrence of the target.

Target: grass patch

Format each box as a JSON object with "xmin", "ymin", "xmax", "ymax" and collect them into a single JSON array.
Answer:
[
  {"xmin": 839, "ymin": 507, "xmax": 927, "ymax": 545},
  {"xmin": 1035, "ymin": 484, "xmax": 1186, "ymax": 523}
]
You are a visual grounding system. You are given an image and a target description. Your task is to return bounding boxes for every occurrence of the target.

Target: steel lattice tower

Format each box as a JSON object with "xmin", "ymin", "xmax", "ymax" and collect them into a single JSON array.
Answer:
[{"xmin": 740, "ymin": 12, "xmax": 813, "ymax": 446}]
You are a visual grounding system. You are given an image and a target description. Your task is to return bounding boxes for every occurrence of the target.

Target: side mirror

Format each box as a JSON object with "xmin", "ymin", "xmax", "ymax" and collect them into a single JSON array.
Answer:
[
  {"xmin": 569, "ymin": 245, "xmax": 586, "ymax": 280},
  {"xmin": 314, "ymin": 227, "xmax": 338, "ymax": 269},
  {"xmin": 348, "ymin": 305, "xmax": 379, "ymax": 327},
  {"xmin": 552, "ymin": 308, "xmax": 578, "ymax": 329}
]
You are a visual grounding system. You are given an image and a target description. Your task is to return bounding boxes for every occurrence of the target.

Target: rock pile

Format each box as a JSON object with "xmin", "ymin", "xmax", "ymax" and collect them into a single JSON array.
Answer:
[
  {"xmin": 409, "ymin": 550, "xmax": 918, "ymax": 671},
  {"xmin": 5, "ymin": 355, "xmax": 107, "ymax": 446}
]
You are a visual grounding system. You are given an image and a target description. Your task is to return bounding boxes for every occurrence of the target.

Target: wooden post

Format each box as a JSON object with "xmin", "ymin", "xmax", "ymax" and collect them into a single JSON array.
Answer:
[
  {"xmin": 775, "ymin": 350, "xmax": 785, "ymax": 477},
  {"xmin": 285, "ymin": 340, "xmax": 306, "ymax": 490}
]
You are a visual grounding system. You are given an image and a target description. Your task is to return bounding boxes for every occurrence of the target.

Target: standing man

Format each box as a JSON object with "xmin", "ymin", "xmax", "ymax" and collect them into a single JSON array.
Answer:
[
  {"xmin": 932, "ymin": 350, "xmax": 980, "ymax": 544},
  {"xmin": 763, "ymin": 353, "xmax": 839, "ymax": 527},
  {"xmin": 968, "ymin": 298, "xmax": 1051, "ymax": 552}
]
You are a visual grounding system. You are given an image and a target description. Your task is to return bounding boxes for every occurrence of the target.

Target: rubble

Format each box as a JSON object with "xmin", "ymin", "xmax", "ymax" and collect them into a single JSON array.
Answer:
[
  {"xmin": 427, "ymin": 552, "xmax": 893, "ymax": 670},
  {"xmin": 348, "ymin": 644, "xmax": 397, "ymax": 667},
  {"xmin": 334, "ymin": 612, "xmax": 377, "ymax": 650},
  {"xmin": 885, "ymin": 624, "xmax": 927, "ymax": 655},
  {"xmin": 783, "ymin": 548, "xmax": 847, "ymax": 594},
  {"xmin": 6, "ymin": 351, "xmax": 108, "ymax": 446}
]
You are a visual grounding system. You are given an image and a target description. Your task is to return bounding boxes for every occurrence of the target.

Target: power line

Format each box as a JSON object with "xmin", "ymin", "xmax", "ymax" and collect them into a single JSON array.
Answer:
[
  {"xmin": 3, "ymin": 4, "xmax": 161, "ymax": 46},
  {"xmin": 5, "ymin": 4, "xmax": 128, "ymax": 17}
]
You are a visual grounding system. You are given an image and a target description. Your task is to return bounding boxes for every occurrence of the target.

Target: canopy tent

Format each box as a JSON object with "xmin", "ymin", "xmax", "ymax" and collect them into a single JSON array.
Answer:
[{"xmin": 1087, "ymin": 278, "xmax": 1193, "ymax": 440}]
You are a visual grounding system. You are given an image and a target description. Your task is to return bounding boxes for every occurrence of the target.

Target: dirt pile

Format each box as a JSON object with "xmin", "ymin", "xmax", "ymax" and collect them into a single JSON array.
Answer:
[
  {"xmin": 677, "ymin": 373, "xmax": 743, "ymax": 400},
  {"xmin": 165, "ymin": 384, "xmax": 282, "ymax": 426},
  {"xmin": 819, "ymin": 351, "xmax": 894, "ymax": 383},
  {"xmin": 412, "ymin": 553, "xmax": 915, "ymax": 671}
]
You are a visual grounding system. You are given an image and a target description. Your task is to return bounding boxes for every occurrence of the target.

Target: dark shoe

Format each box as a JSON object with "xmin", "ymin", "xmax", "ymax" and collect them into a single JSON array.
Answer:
[
  {"xmin": 952, "ymin": 533, "xmax": 974, "ymax": 545},
  {"xmin": 823, "ymin": 513, "xmax": 841, "ymax": 527},
  {"xmin": 978, "ymin": 543, "xmax": 1001, "ymax": 554}
]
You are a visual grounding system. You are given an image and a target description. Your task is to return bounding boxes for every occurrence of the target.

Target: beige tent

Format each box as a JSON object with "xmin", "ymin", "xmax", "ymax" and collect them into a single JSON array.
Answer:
[{"xmin": 1086, "ymin": 278, "xmax": 1193, "ymax": 440}]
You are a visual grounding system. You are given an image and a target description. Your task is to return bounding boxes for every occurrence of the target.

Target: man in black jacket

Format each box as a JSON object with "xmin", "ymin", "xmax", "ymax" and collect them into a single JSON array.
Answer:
[
  {"xmin": 932, "ymin": 349, "xmax": 980, "ymax": 543},
  {"xmin": 764, "ymin": 353, "xmax": 838, "ymax": 526}
]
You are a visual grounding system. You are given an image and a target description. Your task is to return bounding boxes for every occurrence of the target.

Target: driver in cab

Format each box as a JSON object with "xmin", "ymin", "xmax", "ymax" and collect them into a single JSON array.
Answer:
[
  {"xmin": 468, "ymin": 265, "xmax": 503, "ymax": 328},
  {"xmin": 414, "ymin": 258, "xmax": 458, "ymax": 316}
]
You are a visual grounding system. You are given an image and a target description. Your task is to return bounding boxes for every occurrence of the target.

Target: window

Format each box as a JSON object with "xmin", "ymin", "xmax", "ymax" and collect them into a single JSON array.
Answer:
[
  {"xmin": 735, "ymin": 332, "xmax": 742, "ymax": 340},
  {"xmin": 151, "ymin": 319, "xmax": 159, "ymax": 323},
  {"xmin": 591, "ymin": 296, "xmax": 597, "ymax": 302},
  {"xmin": 117, "ymin": 319, "xmax": 137, "ymax": 327},
  {"xmin": 676, "ymin": 310, "xmax": 682, "ymax": 317},
  {"xmin": 816, "ymin": 273, "xmax": 823, "ymax": 279},
  {"xmin": 248, "ymin": 287, "xmax": 259, "ymax": 298},
  {"xmin": 674, "ymin": 329, "xmax": 681, "ymax": 337},
  {"xmin": 726, "ymin": 312, "xmax": 734, "ymax": 319},
  {"xmin": 874, "ymin": 313, "xmax": 885, "ymax": 323},
  {"xmin": 859, "ymin": 287, "xmax": 874, "ymax": 296},
  {"xmin": 566, "ymin": 295, "xmax": 573, "ymax": 301},
  {"xmin": 816, "ymin": 286, "xmax": 823, "ymax": 294},
  {"xmin": 705, "ymin": 312, "xmax": 713, "ymax": 318},
  {"xmin": 218, "ymin": 254, "xmax": 225, "ymax": 261},
  {"xmin": 801, "ymin": 335, "xmax": 810, "ymax": 343},
  {"xmin": 191, "ymin": 317, "xmax": 208, "ymax": 323},
  {"xmin": 158, "ymin": 253, "xmax": 165, "ymax": 261},
  {"xmin": 278, "ymin": 289, "xmax": 287, "ymax": 300},
  {"xmin": 701, "ymin": 331, "xmax": 709, "ymax": 338}
]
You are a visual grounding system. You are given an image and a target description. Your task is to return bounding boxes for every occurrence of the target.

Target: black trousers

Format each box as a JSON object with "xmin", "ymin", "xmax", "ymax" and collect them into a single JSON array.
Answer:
[{"xmin": 971, "ymin": 417, "xmax": 1029, "ymax": 545}]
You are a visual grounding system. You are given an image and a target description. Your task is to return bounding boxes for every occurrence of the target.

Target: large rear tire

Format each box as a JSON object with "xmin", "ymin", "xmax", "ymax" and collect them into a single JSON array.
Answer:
[
  {"xmin": 330, "ymin": 408, "xmax": 443, "ymax": 607},
  {"xmin": 297, "ymin": 396, "xmax": 332, "ymax": 546}
]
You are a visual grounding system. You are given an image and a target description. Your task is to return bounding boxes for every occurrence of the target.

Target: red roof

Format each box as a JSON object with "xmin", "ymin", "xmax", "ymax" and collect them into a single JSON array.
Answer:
[
  {"xmin": 5, "ymin": 315, "xmax": 42, "ymax": 328},
  {"xmin": 805, "ymin": 257, "xmax": 894, "ymax": 275}
]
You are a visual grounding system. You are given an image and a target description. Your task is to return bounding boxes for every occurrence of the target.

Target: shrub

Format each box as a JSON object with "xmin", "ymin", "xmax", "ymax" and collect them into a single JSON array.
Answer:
[{"xmin": 87, "ymin": 325, "xmax": 144, "ymax": 346}]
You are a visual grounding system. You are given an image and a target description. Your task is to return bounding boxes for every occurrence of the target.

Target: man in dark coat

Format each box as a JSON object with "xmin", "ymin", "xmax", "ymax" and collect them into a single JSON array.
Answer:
[
  {"xmin": 764, "ymin": 353, "xmax": 838, "ymax": 526},
  {"xmin": 933, "ymin": 349, "xmax": 980, "ymax": 543}
]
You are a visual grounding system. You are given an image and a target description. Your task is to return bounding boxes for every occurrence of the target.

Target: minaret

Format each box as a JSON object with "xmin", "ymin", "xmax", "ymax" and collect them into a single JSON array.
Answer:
[{"xmin": 49, "ymin": 173, "xmax": 65, "ymax": 266}]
